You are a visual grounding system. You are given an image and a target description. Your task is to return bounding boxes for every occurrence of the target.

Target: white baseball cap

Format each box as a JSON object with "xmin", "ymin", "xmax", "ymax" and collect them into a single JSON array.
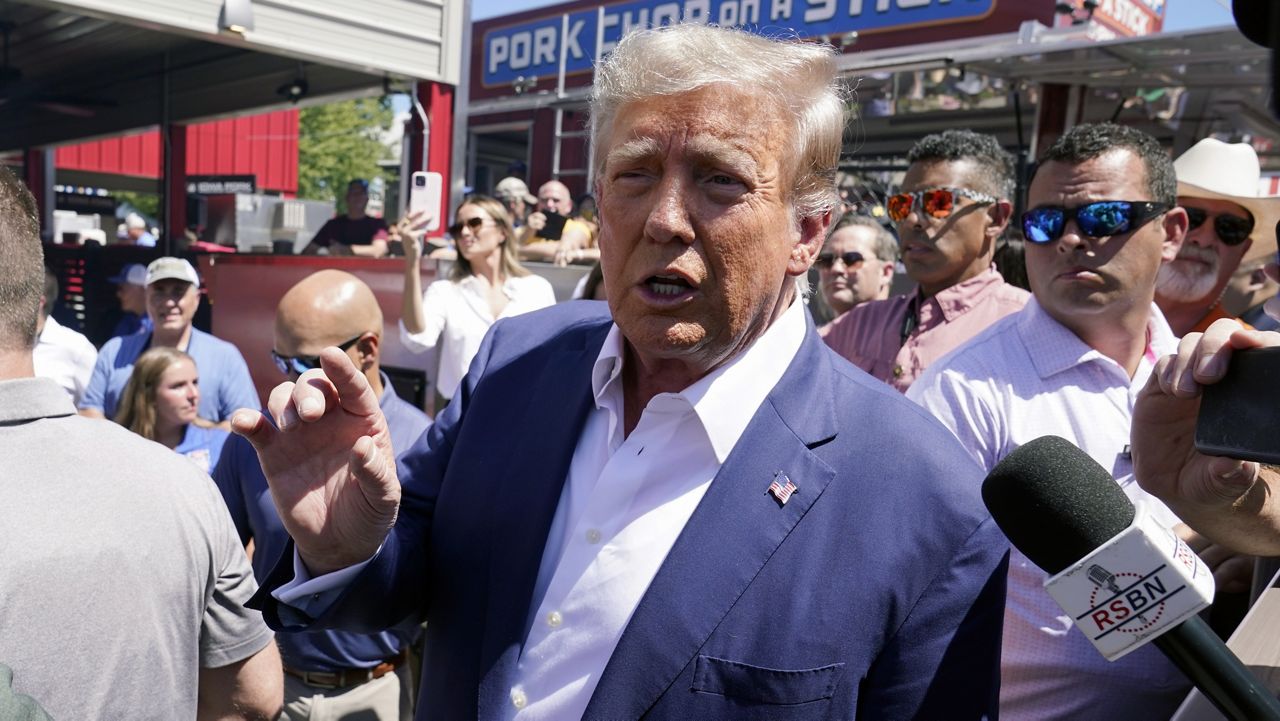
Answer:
[{"xmin": 145, "ymin": 257, "xmax": 199, "ymax": 286}]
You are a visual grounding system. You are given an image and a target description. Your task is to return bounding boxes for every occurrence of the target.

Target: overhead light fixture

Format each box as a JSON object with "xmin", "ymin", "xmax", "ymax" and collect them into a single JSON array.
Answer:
[
  {"xmin": 512, "ymin": 75, "xmax": 538, "ymax": 95},
  {"xmin": 220, "ymin": 0, "xmax": 254, "ymax": 34},
  {"xmin": 277, "ymin": 65, "xmax": 308, "ymax": 103}
]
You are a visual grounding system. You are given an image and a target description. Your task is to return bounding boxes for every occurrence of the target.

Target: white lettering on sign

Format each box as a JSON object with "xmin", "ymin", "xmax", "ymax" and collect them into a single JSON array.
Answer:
[
  {"xmin": 509, "ymin": 32, "xmax": 531, "ymax": 70},
  {"xmin": 652, "ymin": 2, "xmax": 681, "ymax": 25},
  {"xmin": 771, "ymin": 0, "xmax": 792, "ymax": 21},
  {"xmin": 600, "ymin": 8, "xmax": 650, "ymax": 55},
  {"xmin": 533, "ymin": 25, "xmax": 557, "ymax": 66},
  {"xmin": 621, "ymin": 7, "xmax": 651, "ymax": 34},
  {"xmin": 489, "ymin": 36, "xmax": 508, "ymax": 75},
  {"xmin": 685, "ymin": 0, "xmax": 710, "ymax": 23},
  {"xmin": 716, "ymin": 0, "xmax": 752, "ymax": 24},
  {"xmin": 601, "ymin": 12, "xmax": 619, "ymax": 54},
  {"xmin": 848, "ymin": 0, "xmax": 886, "ymax": 17},
  {"xmin": 565, "ymin": 18, "xmax": 585, "ymax": 59},
  {"xmin": 1098, "ymin": 0, "xmax": 1153, "ymax": 36},
  {"xmin": 805, "ymin": 0, "xmax": 836, "ymax": 23}
]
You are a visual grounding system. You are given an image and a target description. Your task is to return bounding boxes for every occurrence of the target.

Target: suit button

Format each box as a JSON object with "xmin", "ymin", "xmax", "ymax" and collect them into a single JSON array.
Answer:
[
  {"xmin": 546, "ymin": 611, "xmax": 563, "ymax": 628},
  {"xmin": 511, "ymin": 688, "xmax": 527, "ymax": 709},
  {"xmin": 585, "ymin": 529, "xmax": 602, "ymax": 544}
]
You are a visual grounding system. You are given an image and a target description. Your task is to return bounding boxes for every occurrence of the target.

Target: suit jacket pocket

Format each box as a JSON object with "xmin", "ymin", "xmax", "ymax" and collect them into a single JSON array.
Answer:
[{"xmin": 691, "ymin": 655, "xmax": 845, "ymax": 705}]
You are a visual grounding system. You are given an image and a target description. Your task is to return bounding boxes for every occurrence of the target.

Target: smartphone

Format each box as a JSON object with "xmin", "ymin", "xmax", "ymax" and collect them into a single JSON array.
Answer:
[
  {"xmin": 409, "ymin": 171, "xmax": 442, "ymax": 232},
  {"xmin": 539, "ymin": 210, "xmax": 568, "ymax": 241},
  {"xmin": 1195, "ymin": 346, "xmax": 1280, "ymax": 464}
]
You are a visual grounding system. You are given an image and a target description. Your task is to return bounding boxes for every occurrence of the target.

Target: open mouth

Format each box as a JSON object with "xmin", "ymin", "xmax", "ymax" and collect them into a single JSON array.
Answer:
[{"xmin": 643, "ymin": 273, "xmax": 696, "ymax": 300}]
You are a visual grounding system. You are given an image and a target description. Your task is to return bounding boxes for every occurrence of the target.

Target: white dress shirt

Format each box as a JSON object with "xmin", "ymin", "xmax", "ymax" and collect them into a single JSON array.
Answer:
[
  {"xmin": 908, "ymin": 298, "xmax": 1189, "ymax": 721},
  {"xmin": 278, "ymin": 298, "xmax": 808, "ymax": 719},
  {"xmin": 33, "ymin": 316, "xmax": 97, "ymax": 404},
  {"xmin": 399, "ymin": 273, "xmax": 556, "ymax": 400},
  {"xmin": 507, "ymin": 298, "xmax": 805, "ymax": 719}
]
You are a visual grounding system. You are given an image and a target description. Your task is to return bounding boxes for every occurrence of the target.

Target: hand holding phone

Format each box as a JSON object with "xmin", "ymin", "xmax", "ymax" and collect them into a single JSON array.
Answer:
[
  {"xmin": 409, "ymin": 172, "xmax": 442, "ymax": 232},
  {"xmin": 539, "ymin": 211, "xmax": 568, "ymax": 241},
  {"xmin": 1195, "ymin": 346, "xmax": 1280, "ymax": 464}
]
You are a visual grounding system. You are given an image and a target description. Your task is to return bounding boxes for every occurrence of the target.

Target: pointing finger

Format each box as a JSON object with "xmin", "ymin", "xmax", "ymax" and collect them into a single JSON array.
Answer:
[{"xmin": 318, "ymin": 346, "xmax": 381, "ymax": 420}]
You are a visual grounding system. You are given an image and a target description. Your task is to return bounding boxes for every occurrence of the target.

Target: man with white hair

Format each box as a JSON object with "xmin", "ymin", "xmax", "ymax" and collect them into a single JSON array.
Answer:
[
  {"xmin": 1155, "ymin": 137, "xmax": 1280, "ymax": 336},
  {"xmin": 122, "ymin": 212, "xmax": 156, "ymax": 247},
  {"xmin": 239, "ymin": 24, "xmax": 1007, "ymax": 720}
]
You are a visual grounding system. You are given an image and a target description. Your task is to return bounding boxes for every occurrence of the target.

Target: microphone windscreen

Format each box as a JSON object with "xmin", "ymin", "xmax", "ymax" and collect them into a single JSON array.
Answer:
[
  {"xmin": 1233, "ymin": 0, "xmax": 1276, "ymax": 49},
  {"xmin": 981, "ymin": 435, "xmax": 1136, "ymax": 575}
]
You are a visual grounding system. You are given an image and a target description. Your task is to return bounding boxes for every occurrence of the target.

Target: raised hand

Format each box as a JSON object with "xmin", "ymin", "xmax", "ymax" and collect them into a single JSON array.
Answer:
[
  {"xmin": 1132, "ymin": 319, "xmax": 1280, "ymax": 555},
  {"xmin": 231, "ymin": 347, "xmax": 400, "ymax": 575},
  {"xmin": 398, "ymin": 211, "xmax": 432, "ymax": 266}
]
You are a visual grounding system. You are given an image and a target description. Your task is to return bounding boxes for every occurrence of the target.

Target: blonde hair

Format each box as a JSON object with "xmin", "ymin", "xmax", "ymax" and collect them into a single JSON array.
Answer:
[
  {"xmin": 449, "ymin": 195, "xmax": 531, "ymax": 282},
  {"xmin": 115, "ymin": 347, "xmax": 215, "ymax": 441},
  {"xmin": 590, "ymin": 23, "xmax": 846, "ymax": 219}
]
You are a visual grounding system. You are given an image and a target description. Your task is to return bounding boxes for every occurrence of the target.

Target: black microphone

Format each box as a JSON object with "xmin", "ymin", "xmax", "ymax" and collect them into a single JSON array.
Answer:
[{"xmin": 983, "ymin": 435, "xmax": 1280, "ymax": 721}]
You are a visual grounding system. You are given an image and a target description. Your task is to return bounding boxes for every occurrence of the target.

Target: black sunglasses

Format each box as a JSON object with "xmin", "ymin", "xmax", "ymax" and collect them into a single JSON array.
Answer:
[
  {"xmin": 1022, "ymin": 201, "xmax": 1171, "ymax": 244},
  {"xmin": 1184, "ymin": 206, "xmax": 1254, "ymax": 246},
  {"xmin": 815, "ymin": 251, "xmax": 866, "ymax": 269},
  {"xmin": 448, "ymin": 216, "xmax": 496, "ymax": 237},
  {"xmin": 271, "ymin": 334, "xmax": 364, "ymax": 376}
]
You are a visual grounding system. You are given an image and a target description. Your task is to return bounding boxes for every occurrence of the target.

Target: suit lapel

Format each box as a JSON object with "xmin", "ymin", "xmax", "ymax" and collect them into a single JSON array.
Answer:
[
  {"xmin": 476, "ymin": 321, "xmax": 608, "ymax": 720},
  {"xmin": 582, "ymin": 323, "xmax": 841, "ymax": 721}
]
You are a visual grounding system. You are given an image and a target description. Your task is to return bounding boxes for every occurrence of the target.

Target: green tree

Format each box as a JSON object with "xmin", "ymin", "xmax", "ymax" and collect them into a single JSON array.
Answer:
[
  {"xmin": 297, "ymin": 97, "xmax": 394, "ymax": 210},
  {"xmin": 113, "ymin": 190, "xmax": 160, "ymax": 219}
]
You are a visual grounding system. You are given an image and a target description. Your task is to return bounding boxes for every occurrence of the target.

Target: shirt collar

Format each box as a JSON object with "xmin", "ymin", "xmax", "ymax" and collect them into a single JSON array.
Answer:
[
  {"xmin": 1018, "ymin": 296, "xmax": 1176, "ymax": 380},
  {"xmin": 376, "ymin": 368, "xmax": 396, "ymax": 409},
  {"xmin": 924, "ymin": 265, "xmax": 1006, "ymax": 323},
  {"xmin": 591, "ymin": 296, "xmax": 808, "ymax": 463},
  {"xmin": 0, "ymin": 377, "xmax": 77, "ymax": 423}
]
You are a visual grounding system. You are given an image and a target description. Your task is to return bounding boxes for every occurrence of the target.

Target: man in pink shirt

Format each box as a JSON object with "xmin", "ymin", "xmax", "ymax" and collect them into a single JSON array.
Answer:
[{"xmin": 821, "ymin": 130, "xmax": 1028, "ymax": 392}]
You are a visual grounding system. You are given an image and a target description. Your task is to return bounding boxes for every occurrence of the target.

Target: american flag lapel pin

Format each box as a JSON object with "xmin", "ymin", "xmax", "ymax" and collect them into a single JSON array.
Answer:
[{"xmin": 767, "ymin": 471, "xmax": 798, "ymax": 506}]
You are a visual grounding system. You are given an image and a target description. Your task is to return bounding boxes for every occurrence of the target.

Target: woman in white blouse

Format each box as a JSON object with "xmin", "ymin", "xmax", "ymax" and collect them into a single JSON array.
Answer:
[{"xmin": 400, "ymin": 195, "xmax": 556, "ymax": 403}]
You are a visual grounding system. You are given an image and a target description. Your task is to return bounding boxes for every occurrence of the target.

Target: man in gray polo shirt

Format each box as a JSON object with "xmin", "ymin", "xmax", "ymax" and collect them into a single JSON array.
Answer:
[{"xmin": 0, "ymin": 166, "xmax": 283, "ymax": 719}]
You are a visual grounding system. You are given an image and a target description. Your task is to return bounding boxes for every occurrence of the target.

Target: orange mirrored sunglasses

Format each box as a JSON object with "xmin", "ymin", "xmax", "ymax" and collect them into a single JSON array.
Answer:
[{"xmin": 886, "ymin": 187, "xmax": 997, "ymax": 223}]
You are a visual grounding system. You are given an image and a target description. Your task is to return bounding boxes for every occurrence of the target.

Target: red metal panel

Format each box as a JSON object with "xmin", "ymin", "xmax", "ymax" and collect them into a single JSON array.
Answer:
[{"xmin": 56, "ymin": 110, "xmax": 299, "ymax": 192}]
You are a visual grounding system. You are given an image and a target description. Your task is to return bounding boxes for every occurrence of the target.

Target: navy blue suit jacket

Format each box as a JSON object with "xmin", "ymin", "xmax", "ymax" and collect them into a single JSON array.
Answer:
[{"xmin": 255, "ymin": 301, "xmax": 1009, "ymax": 720}]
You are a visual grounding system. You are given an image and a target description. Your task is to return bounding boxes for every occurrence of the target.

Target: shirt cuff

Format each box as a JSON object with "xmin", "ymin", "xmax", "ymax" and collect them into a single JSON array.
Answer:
[{"xmin": 271, "ymin": 547, "xmax": 379, "ymax": 621}]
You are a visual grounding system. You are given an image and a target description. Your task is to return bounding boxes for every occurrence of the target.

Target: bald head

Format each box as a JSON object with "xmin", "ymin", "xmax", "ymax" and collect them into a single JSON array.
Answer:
[
  {"xmin": 537, "ymin": 180, "xmax": 574, "ymax": 215},
  {"xmin": 277, "ymin": 269, "xmax": 382, "ymax": 348},
  {"xmin": 275, "ymin": 270, "xmax": 384, "ymax": 388}
]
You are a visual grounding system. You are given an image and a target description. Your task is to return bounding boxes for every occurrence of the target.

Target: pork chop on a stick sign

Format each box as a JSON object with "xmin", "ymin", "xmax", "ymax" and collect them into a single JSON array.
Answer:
[{"xmin": 482, "ymin": 0, "xmax": 996, "ymax": 87}]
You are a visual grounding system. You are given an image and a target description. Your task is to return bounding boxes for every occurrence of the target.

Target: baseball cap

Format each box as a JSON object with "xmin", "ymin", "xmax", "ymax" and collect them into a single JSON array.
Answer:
[
  {"xmin": 107, "ymin": 263, "xmax": 148, "ymax": 286},
  {"xmin": 125, "ymin": 212, "xmax": 147, "ymax": 230},
  {"xmin": 145, "ymin": 257, "xmax": 200, "ymax": 286},
  {"xmin": 494, "ymin": 176, "xmax": 537, "ymax": 205}
]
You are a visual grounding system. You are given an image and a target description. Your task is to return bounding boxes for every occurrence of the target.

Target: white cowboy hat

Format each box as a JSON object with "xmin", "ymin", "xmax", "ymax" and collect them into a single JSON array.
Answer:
[{"xmin": 1175, "ymin": 137, "xmax": 1280, "ymax": 264}]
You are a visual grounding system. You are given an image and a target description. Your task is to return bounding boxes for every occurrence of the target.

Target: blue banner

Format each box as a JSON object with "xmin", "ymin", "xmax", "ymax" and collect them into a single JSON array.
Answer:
[{"xmin": 482, "ymin": 0, "xmax": 996, "ymax": 87}]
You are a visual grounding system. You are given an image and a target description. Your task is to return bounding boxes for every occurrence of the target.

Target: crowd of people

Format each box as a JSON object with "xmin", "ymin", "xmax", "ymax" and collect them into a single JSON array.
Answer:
[{"xmin": 4, "ymin": 20, "xmax": 1280, "ymax": 721}]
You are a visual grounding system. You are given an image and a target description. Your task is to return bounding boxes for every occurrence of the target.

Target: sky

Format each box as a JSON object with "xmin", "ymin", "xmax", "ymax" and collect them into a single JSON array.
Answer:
[{"xmin": 472, "ymin": 0, "xmax": 1235, "ymax": 30}]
